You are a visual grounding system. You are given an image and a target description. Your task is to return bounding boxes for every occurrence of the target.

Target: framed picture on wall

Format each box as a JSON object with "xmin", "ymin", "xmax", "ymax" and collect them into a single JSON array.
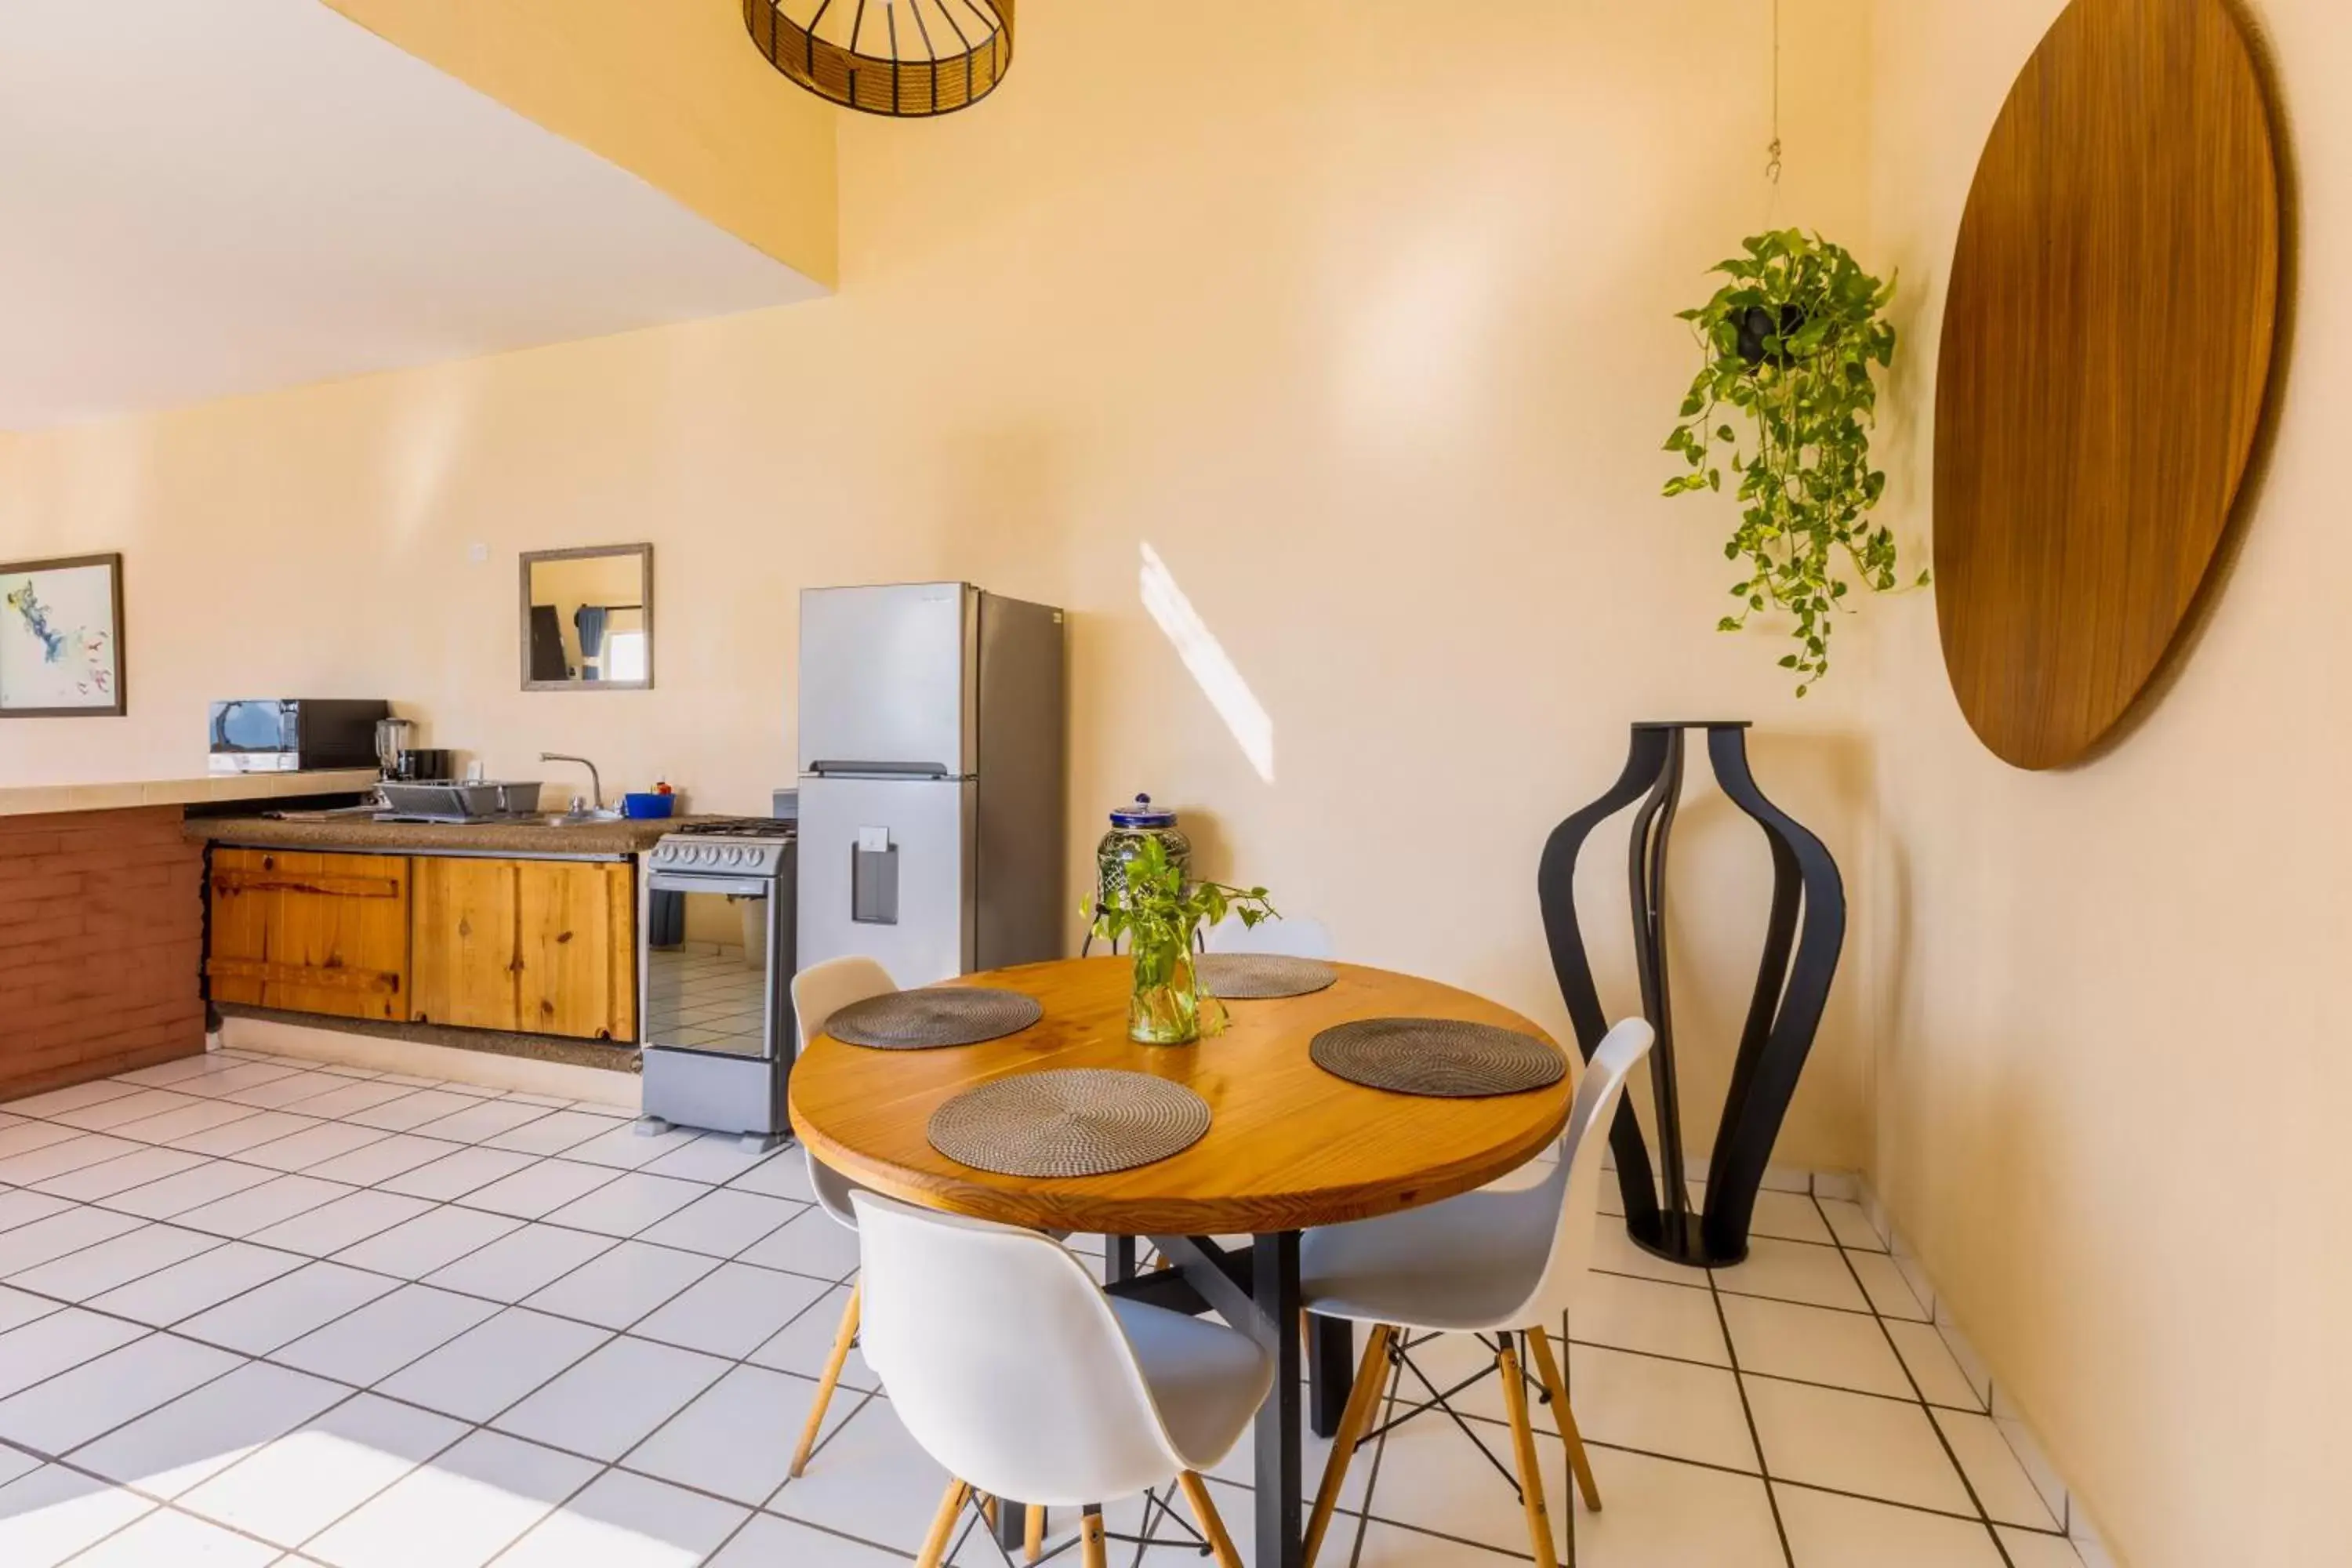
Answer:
[{"xmin": 0, "ymin": 552, "xmax": 126, "ymax": 717}]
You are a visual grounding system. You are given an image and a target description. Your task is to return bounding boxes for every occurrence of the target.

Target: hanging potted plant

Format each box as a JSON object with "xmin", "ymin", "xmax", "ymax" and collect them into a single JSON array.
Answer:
[
  {"xmin": 1085, "ymin": 837, "xmax": 1276, "ymax": 1045},
  {"xmin": 1662, "ymin": 228, "xmax": 1919, "ymax": 694}
]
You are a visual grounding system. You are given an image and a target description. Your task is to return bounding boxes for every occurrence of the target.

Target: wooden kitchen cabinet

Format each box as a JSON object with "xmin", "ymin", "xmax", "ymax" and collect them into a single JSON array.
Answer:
[
  {"xmin": 408, "ymin": 858, "xmax": 520, "ymax": 1033},
  {"xmin": 410, "ymin": 858, "xmax": 636, "ymax": 1041},
  {"xmin": 205, "ymin": 848, "xmax": 412, "ymax": 1022},
  {"xmin": 518, "ymin": 860, "xmax": 637, "ymax": 1040}
]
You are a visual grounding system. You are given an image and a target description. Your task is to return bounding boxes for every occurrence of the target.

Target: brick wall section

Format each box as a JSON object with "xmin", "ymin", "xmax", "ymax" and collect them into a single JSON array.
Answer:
[{"xmin": 0, "ymin": 806, "xmax": 206, "ymax": 1099}]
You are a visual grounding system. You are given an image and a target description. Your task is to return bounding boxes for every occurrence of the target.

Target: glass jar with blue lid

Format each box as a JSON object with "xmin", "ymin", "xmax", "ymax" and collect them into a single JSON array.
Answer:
[{"xmin": 1094, "ymin": 794, "xmax": 1192, "ymax": 923}]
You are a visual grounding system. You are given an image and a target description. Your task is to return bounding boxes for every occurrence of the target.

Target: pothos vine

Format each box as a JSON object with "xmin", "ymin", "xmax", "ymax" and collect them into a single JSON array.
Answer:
[{"xmin": 1662, "ymin": 228, "xmax": 1920, "ymax": 695}]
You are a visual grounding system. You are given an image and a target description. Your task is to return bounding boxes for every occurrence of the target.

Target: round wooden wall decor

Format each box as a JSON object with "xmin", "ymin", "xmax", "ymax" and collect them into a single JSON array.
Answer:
[{"xmin": 1933, "ymin": 0, "xmax": 2280, "ymax": 770}]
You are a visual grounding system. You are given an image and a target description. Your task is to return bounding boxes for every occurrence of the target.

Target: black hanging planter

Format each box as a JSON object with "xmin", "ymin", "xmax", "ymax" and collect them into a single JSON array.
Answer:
[
  {"xmin": 1537, "ymin": 722, "xmax": 1844, "ymax": 1268},
  {"xmin": 1734, "ymin": 303, "xmax": 1808, "ymax": 370}
]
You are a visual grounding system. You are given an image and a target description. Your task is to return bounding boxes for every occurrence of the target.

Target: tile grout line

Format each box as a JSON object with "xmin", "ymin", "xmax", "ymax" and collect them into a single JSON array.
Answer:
[
  {"xmin": 0, "ymin": 1105, "xmax": 843, "ymax": 1438},
  {"xmin": 0, "ymin": 1186, "xmax": 837, "ymax": 1411},
  {"xmin": 1808, "ymin": 1190, "xmax": 2020, "ymax": 1568},
  {"xmin": 0, "ymin": 1116, "xmax": 853, "ymax": 1548},
  {"xmin": 21, "ymin": 1266, "xmax": 862, "ymax": 1562},
  {"xmin": 1698, "ymin": 1248, "xmax": 1799, "ymax": 1568},
  {"xmin": 0, "ymin": 1093, "xmax": 843, "ymax": 1343},
  {"xmin": 0, "ymin": 1167, "xmax": 845, "ymax": 1423},
  {"xmin": 9, "ymin": 1073, "xmax": 2056, "ymax": 1566},
  {"xmin": 1588, "ymin": 1260, "xmax": 1895, "ymax": 1318},
  {"xmin": 1, "ymin": 1059, "xmax": 620, "ymax": 1180},
  {"xmin": 22, "ymin": 1325, "xmax": 873, "ymax": 1566}
]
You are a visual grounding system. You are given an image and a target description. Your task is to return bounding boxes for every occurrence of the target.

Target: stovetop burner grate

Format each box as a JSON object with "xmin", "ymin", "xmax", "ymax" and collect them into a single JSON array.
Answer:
[{"xmin": 666, "ymin": 817, "xmax": 796, "ymax": 840}]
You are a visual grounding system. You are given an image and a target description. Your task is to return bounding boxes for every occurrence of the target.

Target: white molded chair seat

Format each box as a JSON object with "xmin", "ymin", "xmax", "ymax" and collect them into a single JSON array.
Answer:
[
  {"xmin": 855, "ymin": 1191, "xmax": 1271, "ymax": 1566},
  {"xmin": 1103, "ymin": 1299, "xmax": 1274, "ymax": 1472},
  {"xmin": 1301, "ymin": 1180, "xmax": 1563, "ymax": 1331},
  {"xmin": 784, "ymin": 953, "xmax": 1071, "ymax": 1552},
  {"xmin": 785, "ymin": 956, "xmax": 898, "ymax": 1482},
  {"xmin": 804, "ymin": 1142, "xmax": 862, "ymax": 1229},
  {"xmin": 1294, "ymin": 1018, "xmax": 1654, "ymax": 1568}
]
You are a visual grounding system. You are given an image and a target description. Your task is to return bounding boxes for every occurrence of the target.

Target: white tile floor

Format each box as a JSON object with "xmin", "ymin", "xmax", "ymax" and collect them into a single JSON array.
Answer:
[{"xmin": 0, "ymin": 1046, "xmax": 2084, "ymax": 1566}]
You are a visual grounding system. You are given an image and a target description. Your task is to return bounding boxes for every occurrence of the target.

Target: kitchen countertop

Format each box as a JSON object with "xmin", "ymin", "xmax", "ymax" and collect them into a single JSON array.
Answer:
[
  {"xmin": 0, "ymin": 769, "xmax": 381, "ymax": 819},
  {"xmin": 187, "ymin": 811, "xmax": 713, "ymax": 857}
]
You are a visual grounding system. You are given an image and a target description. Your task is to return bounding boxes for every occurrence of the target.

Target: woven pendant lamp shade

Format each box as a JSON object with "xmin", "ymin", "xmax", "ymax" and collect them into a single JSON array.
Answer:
[{"xmin": 742, "ymin": 0, "xmax": 1014, "ymax": 118}]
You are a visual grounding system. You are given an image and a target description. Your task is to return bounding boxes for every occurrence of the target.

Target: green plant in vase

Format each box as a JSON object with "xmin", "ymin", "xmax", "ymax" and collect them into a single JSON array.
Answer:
[{"xmin": 1084, "ymin": 837, "xmax": 1276, "ymax": 1045}]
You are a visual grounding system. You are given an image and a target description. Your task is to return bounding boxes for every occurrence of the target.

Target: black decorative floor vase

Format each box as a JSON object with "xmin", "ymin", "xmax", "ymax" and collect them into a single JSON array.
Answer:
[{"xmin": 1538, "ymin": 723, "xmax": 1844, "ymax": 1268}]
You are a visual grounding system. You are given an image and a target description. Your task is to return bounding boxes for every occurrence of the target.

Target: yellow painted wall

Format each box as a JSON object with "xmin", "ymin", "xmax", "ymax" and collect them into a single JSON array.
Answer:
[
  {"xmin": 322, "ymin": 0, "xmax": 838, "ymax": 285},
  {"xmin": 1865, "ymin": 2, "xmax": 2343, "ymax": 1563},
  {"xmin": 0, "ymin": 1, "xmax": 1883, "ymax": 1172}
]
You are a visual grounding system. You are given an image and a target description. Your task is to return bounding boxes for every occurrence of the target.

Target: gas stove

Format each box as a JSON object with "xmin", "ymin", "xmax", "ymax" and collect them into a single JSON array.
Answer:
[
  {"xmin": 640, "ymin": 814, "xmax": 800, "ymax": 1148},
  {"xmin": 648, "ymin": 817, "xmax": 796, "ymax": 879}
]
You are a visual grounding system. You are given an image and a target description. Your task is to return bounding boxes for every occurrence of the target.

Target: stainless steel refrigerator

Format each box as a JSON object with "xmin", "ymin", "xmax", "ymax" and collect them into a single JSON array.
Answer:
[{"xmin": 796, "ymin": 583, "xmax": 1066, "ymax": 985}]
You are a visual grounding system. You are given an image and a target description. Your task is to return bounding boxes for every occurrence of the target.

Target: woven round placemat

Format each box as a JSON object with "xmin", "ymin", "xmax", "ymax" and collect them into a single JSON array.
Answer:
[
  {"xmin": 927, "ymin": 1069, "xmax": 1212, "ymax": 1178},
  {"xmin": 1309, "ymin": 1017, "xmax": 1566, "ymax": 1098},
  {"xmin": 1196, "ymin": 953, "xmax": 1338, "ymax": 1000},
  {"xmin": 826, "ymin": 987, "xmax": 1043, "ymax": 1051}
]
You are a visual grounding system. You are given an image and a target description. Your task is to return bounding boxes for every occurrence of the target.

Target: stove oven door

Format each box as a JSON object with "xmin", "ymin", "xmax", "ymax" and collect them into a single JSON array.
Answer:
[{"xmin": 642, "ymin": 872, "xmax": 786, "ymax": 1061}]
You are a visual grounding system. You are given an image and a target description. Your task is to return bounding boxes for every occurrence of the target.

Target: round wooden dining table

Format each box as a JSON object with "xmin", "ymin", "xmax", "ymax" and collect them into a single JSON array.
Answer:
[{"xmin": 787, "ymin": 955, "xmax": 1577, "ymax": 1568}]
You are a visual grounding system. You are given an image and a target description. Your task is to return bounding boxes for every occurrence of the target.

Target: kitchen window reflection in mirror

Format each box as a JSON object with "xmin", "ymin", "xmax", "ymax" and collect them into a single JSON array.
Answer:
[{"xmin": 521, "ymin": 545, "xmax": 653, "ymax": 691}]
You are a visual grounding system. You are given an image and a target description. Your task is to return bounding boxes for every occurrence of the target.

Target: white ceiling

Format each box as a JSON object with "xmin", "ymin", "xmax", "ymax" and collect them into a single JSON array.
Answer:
[{"xmin": 0, "ymin": 0, "xmax": 824, "ymax": 432}]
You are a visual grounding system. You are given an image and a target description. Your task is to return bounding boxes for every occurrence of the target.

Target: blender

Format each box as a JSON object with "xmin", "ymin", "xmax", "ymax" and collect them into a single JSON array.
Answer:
[{"xmin": 373, "ymin": 717, "xmax": 415, "ymax": 779}]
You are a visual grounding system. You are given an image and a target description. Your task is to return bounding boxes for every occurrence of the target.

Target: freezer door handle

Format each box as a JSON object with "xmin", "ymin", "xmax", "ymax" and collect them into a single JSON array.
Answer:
[{"xmin": 807, "ymin": 760, "xmax": 953, "ymax": 779}]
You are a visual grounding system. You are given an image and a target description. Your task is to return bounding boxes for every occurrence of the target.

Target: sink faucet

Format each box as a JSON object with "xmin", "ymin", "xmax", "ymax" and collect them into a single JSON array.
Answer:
[{"xmin": 539, "ymin": 753, "xmax": 603, "ymax": 812}]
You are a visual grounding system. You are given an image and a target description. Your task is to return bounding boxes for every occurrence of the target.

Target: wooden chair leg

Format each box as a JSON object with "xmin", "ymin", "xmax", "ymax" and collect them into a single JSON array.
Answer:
[
  {"xmin": 1303, "ymin": 1322, "xmax": 1395, "ymax": 1568},
  {"xmin": 1080, "ymin": 1504, "xmax": 1109, "ymax": 1568},
  {"xmin": 790, "ymin": 1283, "xmax": 861, "ymax": 1477},
  {"xmin": 1526, "ymin": 1324, "xmax": 1602, "ymax": 1512},
  {"xmin": 1024, "ymin": 1502, "xmax": 1045, "ymax": 1563},
  {"xmin": 1497, "ymin": 1334, "xmax": 1560, "ymax": 1568},
  {"xmin": 916, "ymin": 1478, "xmax": 970, "ymax": 1568},
  {"xmin": 1177, "ymin": 1472, "xmax": 1242, "ymax": 1568}
]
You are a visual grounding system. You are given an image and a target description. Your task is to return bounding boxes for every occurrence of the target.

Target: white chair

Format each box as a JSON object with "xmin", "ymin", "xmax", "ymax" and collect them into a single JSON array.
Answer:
[
  {"xmin": 1203, "ymin": 909, "xmax": 1334, "ymax": 959},
  {"xmin": 854, "ymin": 1189, "xmax": 1274, "ymax": 1568},
  {"xmin": 786, "ymin": 957, "xmax": 1062, "ymax": 1565},
  {"xmin": 1297, "ymin": 1018, "xmax": 1655, "ymax": 1568},
  {"xmin": 786, "ymin": 956, "xmax": 899, "ymax": 1479}
]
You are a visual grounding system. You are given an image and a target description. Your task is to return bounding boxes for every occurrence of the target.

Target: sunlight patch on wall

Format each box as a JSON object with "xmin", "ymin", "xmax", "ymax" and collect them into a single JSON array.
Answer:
[
  {"xmin": 1138, "ymin": 541, "xmax": 1275, "ymax": 783},
  {"xmin": 379, "ymin": 375, "xmax": 478, "ymax": 546}
]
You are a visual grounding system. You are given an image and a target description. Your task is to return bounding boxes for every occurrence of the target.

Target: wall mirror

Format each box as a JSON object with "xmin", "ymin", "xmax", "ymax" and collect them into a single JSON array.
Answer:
[{"xmin": 521, "ymin": 544, "xmax": 653, "ymax": 691}]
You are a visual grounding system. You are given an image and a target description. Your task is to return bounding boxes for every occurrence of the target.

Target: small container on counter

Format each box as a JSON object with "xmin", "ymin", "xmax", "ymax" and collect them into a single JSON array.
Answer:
[{"xmin": 622, "ymin": 789, "xmax": 677, "ymax": 819}]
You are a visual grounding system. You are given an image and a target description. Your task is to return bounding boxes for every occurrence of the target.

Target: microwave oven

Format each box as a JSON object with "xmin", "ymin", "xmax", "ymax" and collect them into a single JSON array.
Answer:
[{"xmin": 208, "ymin": 699, "xmax": 390, "ymax": 775}]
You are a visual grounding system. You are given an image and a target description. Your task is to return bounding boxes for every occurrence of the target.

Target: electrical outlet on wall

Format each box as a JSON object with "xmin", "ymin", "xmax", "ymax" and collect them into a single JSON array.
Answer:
[{"xmin": 467, "ymin": 543, "xmax": 489, "ymax": 563}]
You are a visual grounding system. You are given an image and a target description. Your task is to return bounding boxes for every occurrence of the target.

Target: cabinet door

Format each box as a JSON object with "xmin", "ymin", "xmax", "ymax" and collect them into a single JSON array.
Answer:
[
  {"xmin": 205, "ymin": 849, "xmax": 410, "ymax": 1022},
  {"xmin": 516, "ymin": 861, "xmax": 637, "ymax": 1042},
  {"xmin": 409, "ymin": 858, "xmax": 521, "ymax": 1032}
]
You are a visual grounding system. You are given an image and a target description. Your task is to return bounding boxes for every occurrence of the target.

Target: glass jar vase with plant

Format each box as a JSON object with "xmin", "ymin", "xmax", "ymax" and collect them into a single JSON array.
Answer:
[{"xmin": 1085, "ymin": 837, "xmax": 1276, "ymax": 1045}]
